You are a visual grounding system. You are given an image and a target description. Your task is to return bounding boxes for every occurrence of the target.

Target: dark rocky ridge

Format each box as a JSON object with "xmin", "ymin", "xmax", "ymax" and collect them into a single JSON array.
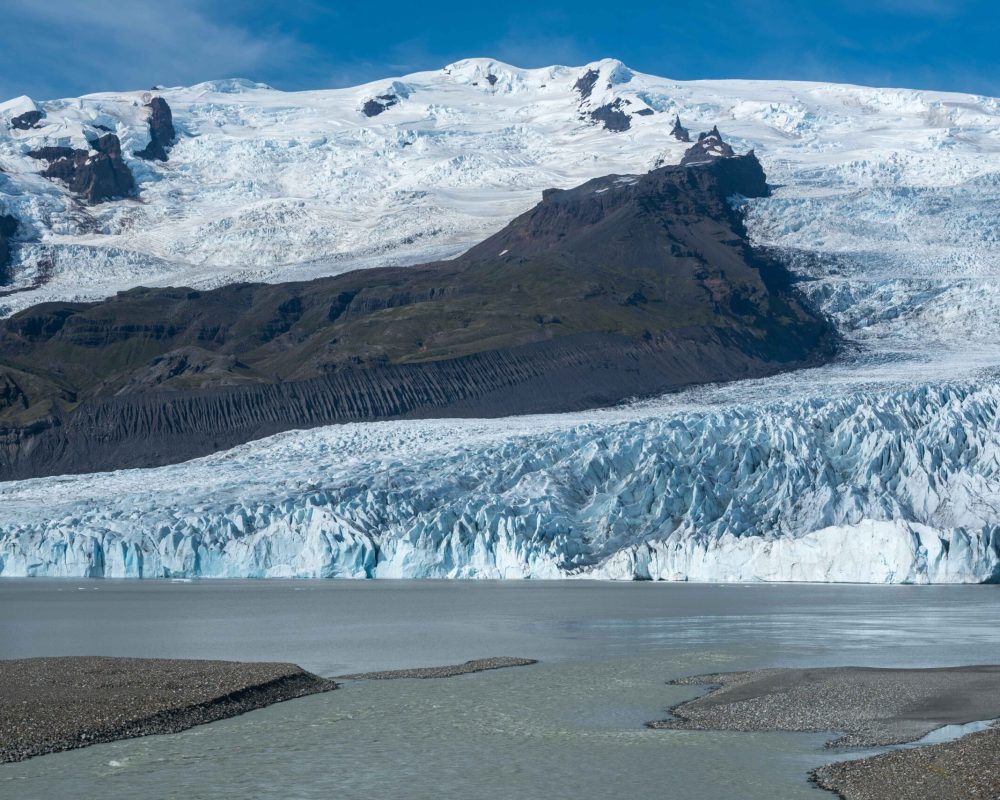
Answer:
[
  {"xmin": 0, "ymin": 153, "xmax": 835, "ymax": 479},
  {"xmin": 135, "ymin": 97, "xmax": 175, "ymax": 161},
  {"xmin": 0, "ymin": 214, "xmax": 16, "ymax": 283},
  {"xmin": 27, "ymin": 133, "xmax": 135, "ymax": 203}
]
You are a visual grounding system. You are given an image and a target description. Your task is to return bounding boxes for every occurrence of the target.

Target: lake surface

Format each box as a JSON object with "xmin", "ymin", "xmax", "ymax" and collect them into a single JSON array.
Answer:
[{"xmin": 2, "ymin": 580, "xmax": 999, "ymax": 799}]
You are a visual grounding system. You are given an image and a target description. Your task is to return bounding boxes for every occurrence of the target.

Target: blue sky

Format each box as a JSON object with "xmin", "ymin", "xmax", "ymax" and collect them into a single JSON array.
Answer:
[{"xmin": 1, "ymin": 0, "xmax": 997, "ymax": 100}]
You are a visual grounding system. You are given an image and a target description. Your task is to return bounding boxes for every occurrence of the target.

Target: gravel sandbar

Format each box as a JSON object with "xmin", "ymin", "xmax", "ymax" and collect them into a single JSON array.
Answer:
[
  {"xmin": 813, "ymin": 724, "xmax": 1000, "ymax": 799},
  {"xmin": 650, "ymin": 666, "xmax": 1000, "ymax": 747},
  {"xmin": 0, "ymin": 656, "xmax": 336, "ymax": 763},
  {"xmin": 339, "ymin": 656, "xmax": 538, "ymax": 680}
]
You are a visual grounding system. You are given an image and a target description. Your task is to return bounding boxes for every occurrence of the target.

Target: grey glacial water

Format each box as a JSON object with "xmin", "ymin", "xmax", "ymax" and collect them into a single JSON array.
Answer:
[{"xmin": 1, "ymin": 580, "xmax": 999, "ymax": 799}]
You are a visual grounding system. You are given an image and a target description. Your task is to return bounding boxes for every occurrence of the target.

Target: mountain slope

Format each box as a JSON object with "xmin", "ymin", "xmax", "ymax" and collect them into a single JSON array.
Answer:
[{"xmin": 0, "ymin": 153, "xmax": 833, "ymax": 479}]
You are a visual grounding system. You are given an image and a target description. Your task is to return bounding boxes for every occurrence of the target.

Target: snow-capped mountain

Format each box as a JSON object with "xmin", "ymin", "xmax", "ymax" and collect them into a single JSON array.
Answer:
[
  {"xmin": 1, "ymin": 58, "xmax": 997, "ymax": 318},
  {"xmin": 2, "ymin": 59, "xmax": 1000, "ymax": 582}
]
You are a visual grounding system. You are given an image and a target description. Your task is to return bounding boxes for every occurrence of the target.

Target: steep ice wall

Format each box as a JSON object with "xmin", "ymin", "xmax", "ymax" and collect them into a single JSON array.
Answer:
[{"xmin": 2, "ymin": 381, "xmax": 998, "ymax": 582}]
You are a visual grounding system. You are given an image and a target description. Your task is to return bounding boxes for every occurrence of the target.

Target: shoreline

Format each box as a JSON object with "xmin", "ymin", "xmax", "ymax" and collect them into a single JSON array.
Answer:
[
  {"xmin": 812, "ymin": 724, "xmax": 1000, "ymax": 799},
  {"xmin": 0, "ymin": 656, "xmax": 336, "ymax": 763}
]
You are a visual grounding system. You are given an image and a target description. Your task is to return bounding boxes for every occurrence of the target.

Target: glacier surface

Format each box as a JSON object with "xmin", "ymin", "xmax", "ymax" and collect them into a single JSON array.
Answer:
[
  {"xmin": 2, "ymin": 60, "xmax": 1000, "ymax": 581},
  {"xmin": 2, "ymin": 380, "xmax": 1000, "ymax": 582}
]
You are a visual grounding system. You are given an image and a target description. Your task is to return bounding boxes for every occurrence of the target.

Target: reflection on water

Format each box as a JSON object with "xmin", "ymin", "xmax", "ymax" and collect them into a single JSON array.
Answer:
[{"xmin": 1, "ymin": 581, "xmax": 998, "ymax": 800}]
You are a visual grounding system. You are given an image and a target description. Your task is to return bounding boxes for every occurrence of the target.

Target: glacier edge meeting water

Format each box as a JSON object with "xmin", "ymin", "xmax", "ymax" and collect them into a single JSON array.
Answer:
[
  {"xmin": 2, "ymin": 381, "xmax": 1000, "ymax": 583},
  {"xmin": 3, "ymin": 62, "xmax": 1000, "ymax": 583}
]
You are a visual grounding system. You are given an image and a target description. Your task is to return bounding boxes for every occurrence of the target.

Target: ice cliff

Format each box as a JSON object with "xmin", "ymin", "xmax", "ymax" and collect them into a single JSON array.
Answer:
[{"xmin": 1, "ymin": 380, "xmax": 998, "ymax": 582}]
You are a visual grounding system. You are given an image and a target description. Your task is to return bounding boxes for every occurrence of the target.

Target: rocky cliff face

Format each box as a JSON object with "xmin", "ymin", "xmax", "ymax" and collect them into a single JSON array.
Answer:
[
  {"xmin": 0, "ymin": 152, "xmax": 834, "ymax": 479},
  {"xmin": 135, "ymin": 97, "xmax": 175, "ymax": 161},
  {"xmin": 0, "ymin": 214, "xmax": 16, "ymax": 284},
  {"xmin": 27, "ymin": 134, "xmax": 135, "ymax": 204}
]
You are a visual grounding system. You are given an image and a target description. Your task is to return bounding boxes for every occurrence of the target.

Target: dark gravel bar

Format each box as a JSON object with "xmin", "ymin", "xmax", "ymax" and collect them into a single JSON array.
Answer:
[
  {"xmin": 0, "ymin": 656, "xmax": 336, "ymax": 763},
  {"xmin": 813, "ymin": 725, "xmax": 1000, "ymax": 799},
  {"xmin": 649, "ymin": 666, "xmax": 1000, "ymax": 799},
  {"xmin": 338, "ymin": 656, "xmax": 538, "ymax": 680},
  {"xmin": 650, "ymin": 666, "xmax": 1000, "ymax": 747}
]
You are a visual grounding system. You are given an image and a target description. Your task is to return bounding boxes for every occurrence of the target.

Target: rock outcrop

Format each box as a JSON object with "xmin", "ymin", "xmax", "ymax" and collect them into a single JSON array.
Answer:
[
  {"xmin": 573, "ymin": 68, "xmax": 599, "ymax": 99},
  {"xmin": 134, "ymin": 97, "xmax": 175, "ymax": 161},
  {"xmin": 28, "ymin": 134, "xmax": 136, "ymax": 203},
  {"xmin": 0, "ymin": 152, "xmax": 834, "ymax": 479},
  {"xmin": 9, "ymin": 110, "xmax": 42, "ymax": 130},
  {"xmin": 362, "ymin": 94, "xmax": 400, "ymax": 117},
  {"xmin": 0, "ymin": 214, "xmax": 16, "ymax": 283},
  {"xmin": 670, "ymin": 114, "xmax": 691, "ymax": 142},
  {"xmin": 589, "ymin": 99, "xmax": 631, "ymax": 131}
]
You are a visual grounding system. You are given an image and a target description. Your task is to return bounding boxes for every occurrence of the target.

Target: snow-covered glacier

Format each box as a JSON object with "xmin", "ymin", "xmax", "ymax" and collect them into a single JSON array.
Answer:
[
  {"xmin": 1, "ymin": 58, "xmax": 999, "ymax": 315},
  {"xmin": 3, "ymin": 59, "xmax": 1000, "ymax": 582}
]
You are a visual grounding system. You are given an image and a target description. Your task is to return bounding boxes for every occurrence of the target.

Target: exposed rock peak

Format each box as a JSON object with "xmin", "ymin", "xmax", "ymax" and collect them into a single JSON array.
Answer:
[
  {"xmin": 135, "ymin": 97, "xmax": 176, "ymax": 162},
  {"xmin": 680, "ymin": 126, "xmax": 738, "ymax": 167},
  {"xmin": 671, "ymin": 114, "xmax": 691, "ymax": 142}
]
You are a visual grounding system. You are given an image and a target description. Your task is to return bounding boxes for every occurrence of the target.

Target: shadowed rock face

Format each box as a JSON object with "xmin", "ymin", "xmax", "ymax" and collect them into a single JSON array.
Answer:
[
  {"xmin": 9, "ymin": 110, "xmax": 42, "ymax": 130},
  {"xmin": 671, "ymin": 115, "xmax": 691, "ymax": 142},
  {"xmin": 28, "ymin": 134, "xmax": 135, "ymax": 204},
  {"xmin": 0, "ymin": 214, "xmax": 16, "ymax": 283},
  {"xmin": 574, "ymin": 69, "xmax": 599, "ymax": 99},
  {"xmin": 589, "ymin": 99, "xmax": 631, "ymax": 131},
  {"xmin": 135, "ymin": 97, "xmax": 175, "ymax": 161},
  {"xmin": 0, "ymin": 154, "xmax": 834, "ymax": 479}
]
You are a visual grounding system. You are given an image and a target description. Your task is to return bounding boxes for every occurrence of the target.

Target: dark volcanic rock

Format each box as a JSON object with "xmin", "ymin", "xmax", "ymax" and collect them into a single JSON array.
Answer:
[
  {"xmin": 135, "ymin": 97, "xmax": 175, "ymax": 161},
  {"xmin": 671, "ymin": 114, "xmax": 691, "ymax": 142},
  {"xmin": 362, "ymin": 94, "xmax": 400, "ymax": 117},
  {"xmin": 681, "ymin": 126, "xmax": 737, "ymax": 166},
  {"xmin": 28, "ymin": 134, "xmax": 135, "ymax": 203},
  {"xmin": 27, "ymin": 146, "xmax": 78, "ymax": 162},
  {"xmin": 10, "ymin": 110, "xmax": 43, "ymax": 130},
  {"xmin": 486, "ymin": 73, "xmax": 498, "ymax": 87},
  {"xmin": 0, "ymin": 153, "xmax": 834, "ymax": 479},
  {"xmin": 574, "ymin": 69, "xmax": 599, "ymax": 99},
  {"xmin": 589, "ymin": 99, "xmax": 631, "ymax": 131},
  {"xmin": 0, "ymin": 214, "xmax": 17, "ymax": 283},
  {"xmin": 634, "ymin": 108, "xmax": 654, "ymax": 116}
]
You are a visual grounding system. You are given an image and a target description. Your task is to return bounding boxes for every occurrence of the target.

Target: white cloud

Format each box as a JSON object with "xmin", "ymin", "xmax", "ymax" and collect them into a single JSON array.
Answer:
[{"xmin": 0, "ymin": 0, "xmax": 302, "ymax": 100}]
